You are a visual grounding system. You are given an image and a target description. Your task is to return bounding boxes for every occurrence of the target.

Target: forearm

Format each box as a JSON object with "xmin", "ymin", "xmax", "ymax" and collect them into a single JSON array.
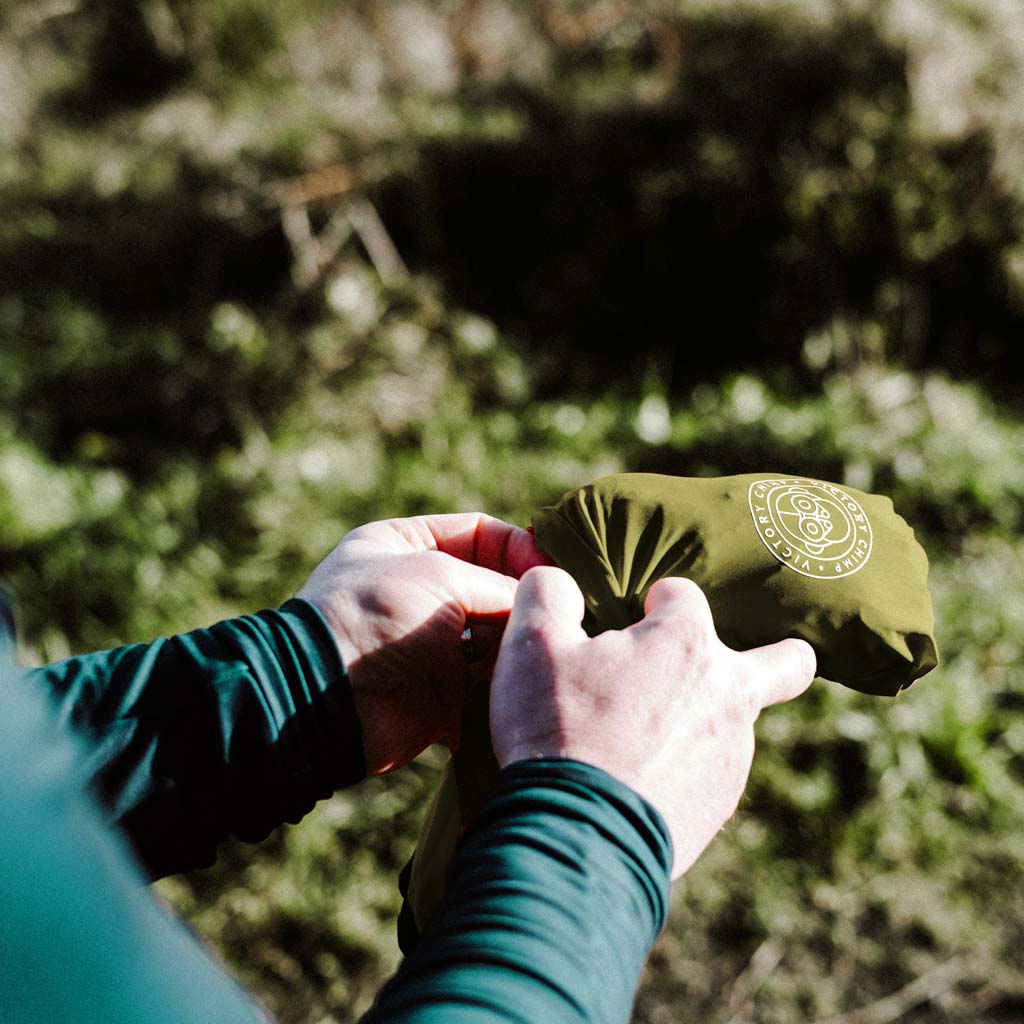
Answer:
[
  {"xmin": 1, "ymin": 628, "xmax": 269, "ymax": 1024},
  {"xmin": 25, "ymin": 598, "xmax": 364, "ymax": 879},
  {"xmin": 363, "ymin": 758, "xmax": 672, "ymax": 1024}
]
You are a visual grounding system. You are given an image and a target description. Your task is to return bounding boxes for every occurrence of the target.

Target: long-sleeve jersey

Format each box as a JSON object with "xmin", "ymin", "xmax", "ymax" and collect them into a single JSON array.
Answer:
[{"xmin": 1, "ymin": 598, "xmax": 672, "ymax": 1023}]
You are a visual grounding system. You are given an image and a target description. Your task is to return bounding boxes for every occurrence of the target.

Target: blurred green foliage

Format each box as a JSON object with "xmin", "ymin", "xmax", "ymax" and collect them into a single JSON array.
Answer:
[{"xmin": 2, "ymin": 1, "xmax": 1023, "ymax": 1022}]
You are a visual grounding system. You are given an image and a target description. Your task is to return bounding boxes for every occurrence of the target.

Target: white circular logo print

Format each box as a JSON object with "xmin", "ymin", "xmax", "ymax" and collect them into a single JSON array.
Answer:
[{"xmin": 747, "ymin": 477, "xmax": 873, "ymax": 579}]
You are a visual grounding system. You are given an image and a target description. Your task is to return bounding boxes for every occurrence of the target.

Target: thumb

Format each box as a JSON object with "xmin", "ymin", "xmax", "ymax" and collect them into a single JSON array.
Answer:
[
  {"xmin": 641, "ymin": 576, "xmax": 715, "ymax": 631},
  {"xmin": 741, "ymin": 637, "xmax": 817, "ymax": 710},
  {"xmin": 506, "ymin": 566, "xmax": 587, "ymax": 646}
]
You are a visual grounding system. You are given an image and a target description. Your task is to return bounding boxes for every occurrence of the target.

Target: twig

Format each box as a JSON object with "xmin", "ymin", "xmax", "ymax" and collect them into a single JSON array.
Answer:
[
  {"xmin": 317, "ymin": 205, "xmax": 356, "ymax": 265},
  {"xmin": 223, "ymin": 157, "xmax": 406, "ymax": 288},
  {"xmin": 811, "ymin": 956, "xmax": 972, "ymax": 1024},
  {"xmin": 280, "ymin": 205, "xmax": 321, "ymax": 290},
  {"xmin": 720, "ymin": 937, "xmax": 785, "ymax": 1024},
  {"xmin": 346, "ymin": 196, "xmax": 409, "ymax": 286},
  {"xmin": 281, "ymin": 194, "xmax": 407, "ymax": 290},
  {"xmin": 268, "ymin": 164, "xmax": 361, "ymax": 209}
]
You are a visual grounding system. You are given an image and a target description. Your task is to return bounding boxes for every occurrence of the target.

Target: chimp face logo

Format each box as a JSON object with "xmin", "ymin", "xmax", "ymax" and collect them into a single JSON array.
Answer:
[
  {"xmin": 748, "ymin": 477, "xmax": 873, "ymax": 579},
  {"xmin": 775, "ymin": 487, "xmax": 850, "ymax": 555}
]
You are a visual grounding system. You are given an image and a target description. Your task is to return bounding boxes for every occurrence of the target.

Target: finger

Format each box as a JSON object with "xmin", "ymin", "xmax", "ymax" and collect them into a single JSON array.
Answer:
[
  {"xmin": 500, "ymin": 524, "xmax": 557, "ymax": 577},
  {"xmin": 740, "ymin": 637, "xmax": 817, "ymax": 709},
  {"xmin": 640, "ymin": 576, "xmax": 715, "ymax": 633},
  {"xmin": 402, "ymin": 514, "xmax": 555, "ymax": 577},
  {"xmin": 472, "ymin": 517, "xmax": 555, "ymax": 578},
  {"xmin": 436, "ymin": 555, "xmax": 520, "ymax": 620},
  {"xmin": 506, "ymin": 566, "xmax": 587, "ymax": 646}
]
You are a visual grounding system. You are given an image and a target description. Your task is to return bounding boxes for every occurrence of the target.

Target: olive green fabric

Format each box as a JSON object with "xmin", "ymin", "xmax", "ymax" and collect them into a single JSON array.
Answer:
[
  {"xmin": 533, "ymin": 472, "xmax": 938, "ymax": 692},
  {"xmin": 402, "ymin": 472, "xmax": 939, "ymax": 943}
]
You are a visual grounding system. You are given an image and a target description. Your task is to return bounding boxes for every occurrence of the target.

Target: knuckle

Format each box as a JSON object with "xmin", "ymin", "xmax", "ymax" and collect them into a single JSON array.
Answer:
[
  {"xmin": 658, "ymin": 577, "xmax": 715, "ymax": 625},
  {"xmin": 679, "ymin": 622, "xmax": 711, "ymax": 665},
  {"xmin": 654, "ymin": 575, "xmax": 703, "ymax": 603},
  {"xmin": 512, "ymin": 609, "xmax": 558, "ymax": 649},
  {"xmin": 728, "ymin": 677, "xmax": 760, "ymax": 721},
  {"xmin": 522, "ymin": 565, "xmax": 578, "ymax": 603},
  {"xmin": 516, "ymin": 615, "xmax": 549, "ymax": 643},
  {"xmin": 673, "ymin": 575, "xmax": 709, "ymax": 604}
]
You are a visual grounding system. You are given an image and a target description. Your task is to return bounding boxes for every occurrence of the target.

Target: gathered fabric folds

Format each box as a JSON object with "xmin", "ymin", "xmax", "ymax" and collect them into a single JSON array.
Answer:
[{"xmin": 401, "ymin": 472, "xmax": 939, "ymax": 946}]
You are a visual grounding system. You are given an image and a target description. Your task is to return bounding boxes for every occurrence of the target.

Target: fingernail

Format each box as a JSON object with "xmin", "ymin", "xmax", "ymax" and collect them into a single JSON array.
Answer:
[{"xmin": 800, "ymin": 640, "xmax": 817, "ymax": 679}]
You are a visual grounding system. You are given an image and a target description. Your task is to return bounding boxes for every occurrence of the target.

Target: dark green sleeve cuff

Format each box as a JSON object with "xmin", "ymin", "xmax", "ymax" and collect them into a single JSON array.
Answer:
[
  {"xmin": 365, "ymin": 757, "xmax": 672, "ymax": 1024},
  {"xmin": 26, "ymin": 597, "xmax": 365, "ymax": 879}
]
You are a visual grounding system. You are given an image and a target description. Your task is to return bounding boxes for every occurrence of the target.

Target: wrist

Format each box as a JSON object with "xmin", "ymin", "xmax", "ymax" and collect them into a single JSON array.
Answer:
[
  {"xmin": 295, "ymin": 591, "xmax": 362, "ymax": 673},
  {"xmin": 487, "ymin": 758, "xmax": 674, "ymax": 915}
]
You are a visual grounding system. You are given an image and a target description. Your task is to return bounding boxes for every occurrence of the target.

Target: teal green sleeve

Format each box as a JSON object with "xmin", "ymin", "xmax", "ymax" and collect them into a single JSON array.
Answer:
[
  {"xmin": 362, "ymin": 758, "xmax": 673, "ymax": 1024},
  {"xmin": 0, "ymin": 617, "xmax": 268, "ymax": 1024},
  {"xmin": 5, "ymin": 597, "xmax": 672, "ymax": 1024},
  {"xmin": 23, "ymin": 598, "xmax": 364, "ymax": 879}
]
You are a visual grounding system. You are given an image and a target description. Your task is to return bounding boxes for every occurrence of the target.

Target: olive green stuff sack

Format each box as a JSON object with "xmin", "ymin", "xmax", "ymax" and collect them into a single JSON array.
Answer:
[{"xmin": 397, "ymin": 473, "xmax": 939, "ymax": 950}]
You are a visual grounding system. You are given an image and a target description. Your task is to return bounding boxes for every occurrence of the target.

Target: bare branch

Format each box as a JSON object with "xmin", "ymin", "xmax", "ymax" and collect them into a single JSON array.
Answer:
[
  {"xmin": 810, "ymin": 957, "xmax": 972, "ymax": 1024},
  {"xmin": 721, "ymin": 937, "xmax": 786, "ymax": 1024},
  {"xmin": 346, "ymin": 197, "xmax": 409, "ymax": 287},
  {"xmin": 281, "ymin": 205, "xmax": 321, "ymax": 290}
]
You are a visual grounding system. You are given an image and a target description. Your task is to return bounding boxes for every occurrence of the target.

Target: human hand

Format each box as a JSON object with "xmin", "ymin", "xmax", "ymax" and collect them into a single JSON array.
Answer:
[
  {"xmin": 298, "ymin": 514, "xmax": 551, "ymax": 776},
  {"xmin": 489, "ymin": 567, "xmax": 816, "ymax": 878}
]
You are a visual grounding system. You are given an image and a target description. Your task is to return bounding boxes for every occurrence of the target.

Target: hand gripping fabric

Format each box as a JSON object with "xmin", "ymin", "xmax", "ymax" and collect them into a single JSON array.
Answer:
[{"xmin": 398, "ymin": 472, "xmax": 939, "ymax": 950}]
